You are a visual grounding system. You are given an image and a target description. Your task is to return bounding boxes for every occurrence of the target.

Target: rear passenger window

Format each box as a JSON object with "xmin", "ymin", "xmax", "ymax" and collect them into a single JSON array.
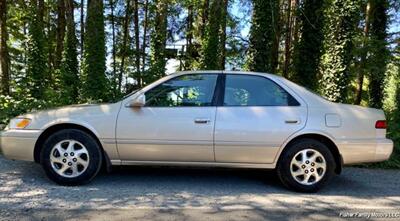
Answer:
[{"xmin": 223, "ymin": 75, "xmax": 300, "ymax": 106}]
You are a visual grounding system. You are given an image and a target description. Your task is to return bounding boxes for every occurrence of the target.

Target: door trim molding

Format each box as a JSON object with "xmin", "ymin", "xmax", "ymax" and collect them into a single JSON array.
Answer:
[
  {"xmin": 115, "ymin": 160, "xmax": 276, "ymax": 169},
  {"xmin": 117, "ymin": 139, "xmax": 213, "ymax": 146}
]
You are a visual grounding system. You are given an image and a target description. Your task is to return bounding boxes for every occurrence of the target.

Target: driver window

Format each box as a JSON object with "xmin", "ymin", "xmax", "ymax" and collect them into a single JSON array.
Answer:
[{"xmin": 145, "ymin": 74, "xmax": 218, "ymax": 107}]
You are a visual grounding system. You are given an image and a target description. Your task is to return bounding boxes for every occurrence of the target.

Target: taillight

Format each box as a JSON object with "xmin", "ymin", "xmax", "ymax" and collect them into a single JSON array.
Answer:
[{"xmin": 375, "ymin": 120, "xmax": 387, "ymax": 129}]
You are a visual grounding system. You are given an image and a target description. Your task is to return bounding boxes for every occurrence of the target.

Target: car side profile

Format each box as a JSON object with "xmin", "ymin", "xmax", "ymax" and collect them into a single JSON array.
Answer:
[{"xmin": 0, "ymin": 71, "xmax": 393, "ymax": 192}]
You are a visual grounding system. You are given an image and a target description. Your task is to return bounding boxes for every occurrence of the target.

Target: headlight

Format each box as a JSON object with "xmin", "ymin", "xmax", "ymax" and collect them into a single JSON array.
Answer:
[{"xmin": 8, "ymin": 118, "xmax": 32, "ymax": 129}]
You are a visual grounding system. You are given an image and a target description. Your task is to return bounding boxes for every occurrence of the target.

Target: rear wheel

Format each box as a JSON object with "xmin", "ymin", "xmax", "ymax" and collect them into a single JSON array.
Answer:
[
  {"xmin": 277, "ymin": 138, "xmax": 336, "ymax": 192},
  {"xmin": 40, "ymin": 129, "xmax": 102, "ymax": 185}
]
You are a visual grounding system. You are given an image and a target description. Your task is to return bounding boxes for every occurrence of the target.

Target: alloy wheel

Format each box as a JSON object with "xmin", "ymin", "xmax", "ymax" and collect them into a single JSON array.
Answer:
[
  {"xmin": 290, "ymin": 149, "xmax": 326, "ymax": 185},
  {"xmin": 49, "ymin": 139, "xmax": 90, "ymax": 178}
]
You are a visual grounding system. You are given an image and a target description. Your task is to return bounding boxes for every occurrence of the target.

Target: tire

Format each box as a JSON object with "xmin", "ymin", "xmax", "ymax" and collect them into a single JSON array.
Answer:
[
  {"xmin": 277, "ymin": 138, "xmax": 336, "ymax": 193},
  {"xmin": 40, "ymin": 129, "xmax": 102, "ymax": 185}
]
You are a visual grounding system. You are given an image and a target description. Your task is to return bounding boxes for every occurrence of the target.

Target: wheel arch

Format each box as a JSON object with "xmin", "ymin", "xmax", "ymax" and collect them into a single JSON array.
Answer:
[
  {"xmin": 278, "ymin": 133, "xmax": 343, "ymax": 174},
  {"xmin": 34, "ymin": 123, "xmax": 112, "ymax": 172}
]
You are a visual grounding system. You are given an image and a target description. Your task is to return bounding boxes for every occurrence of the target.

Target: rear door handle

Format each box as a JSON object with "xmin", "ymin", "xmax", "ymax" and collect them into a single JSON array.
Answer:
[
  {"xmin": 194, "ymin": 118, "xmax": 211, "ymax": 124},
  {"xmin": 285, "ymin": 120, "xmax": 300, "ymax": 124}
]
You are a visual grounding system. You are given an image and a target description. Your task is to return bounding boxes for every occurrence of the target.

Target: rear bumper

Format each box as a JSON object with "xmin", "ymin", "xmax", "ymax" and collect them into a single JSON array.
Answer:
[
  {"xmin": 338, "ymin": 138, "xmax": 393, "ymax": 165},
  {"xmin": 375, "ymin": 139, "xmax": 394, "ymax": 162},
  {"xmin": 0, "ymin": 129, "xmax": 41, "ymax": 162}
]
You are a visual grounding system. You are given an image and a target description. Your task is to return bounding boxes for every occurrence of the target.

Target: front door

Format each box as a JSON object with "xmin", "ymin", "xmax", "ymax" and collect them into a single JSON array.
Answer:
[
  {"xmin": 214, "ymin": 74, "xmax": 307, "ymax": 164},
  {"xmin": 116, "ymin": 73, "xmax": 219, "ymax": 162}
]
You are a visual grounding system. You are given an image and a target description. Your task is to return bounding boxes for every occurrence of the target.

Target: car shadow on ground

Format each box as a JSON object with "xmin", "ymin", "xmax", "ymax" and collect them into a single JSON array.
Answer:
[
  {"xmin": 1, "ymin": 156, "xmax": 399, "ymax": 197},
  {"xmin": 1, "ymin": 156, "xmax": 400, "ymax": 220}
]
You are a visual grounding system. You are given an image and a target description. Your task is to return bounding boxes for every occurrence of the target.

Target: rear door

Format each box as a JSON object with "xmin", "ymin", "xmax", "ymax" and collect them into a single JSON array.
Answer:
[{"xmin": 214, "ymin": 74, "xmax": 307, "ymax": 164}]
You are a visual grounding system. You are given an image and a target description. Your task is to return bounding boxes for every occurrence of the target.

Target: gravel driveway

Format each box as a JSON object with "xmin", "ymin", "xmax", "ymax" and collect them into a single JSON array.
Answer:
[{"xmin": 0, "ymin": 155, "xmax": 399, "ymax": 221}]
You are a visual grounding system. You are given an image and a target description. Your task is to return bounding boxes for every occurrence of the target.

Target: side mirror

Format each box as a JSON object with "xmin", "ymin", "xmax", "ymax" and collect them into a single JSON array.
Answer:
[{"xmin": 127, "ymin": 94, "xmax": 146, "ymax": 108}]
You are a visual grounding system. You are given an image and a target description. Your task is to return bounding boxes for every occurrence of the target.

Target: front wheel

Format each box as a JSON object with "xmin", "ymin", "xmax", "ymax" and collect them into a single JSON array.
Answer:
[
  {"xmin": 277, "ymin": 138, "xmax": 336, "ymax": 192},
  {"xmin": 40, "ymin": 129, "xmax": 102, "ymax": 185}
]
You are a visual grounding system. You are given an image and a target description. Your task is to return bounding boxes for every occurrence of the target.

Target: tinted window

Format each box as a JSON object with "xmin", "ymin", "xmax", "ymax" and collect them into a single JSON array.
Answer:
[
  {"xmin": 223, "ymin": 75, "xmax": 299, "ymax": 106},
  {"xmin": 145, "ymin": 74, "xmax": 218, "ymax": 107}
]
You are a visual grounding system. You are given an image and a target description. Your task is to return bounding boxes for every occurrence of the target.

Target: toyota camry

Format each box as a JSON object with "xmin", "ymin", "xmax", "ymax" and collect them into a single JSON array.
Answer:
[{"xmin": 0, "ymin": 71, "xmax": 393, "ymax": 192}]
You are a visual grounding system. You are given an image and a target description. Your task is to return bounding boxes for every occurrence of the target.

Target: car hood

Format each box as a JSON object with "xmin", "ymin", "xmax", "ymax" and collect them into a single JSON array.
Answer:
[
  {"xmin": 17, "ymin": 102, "xmax": 122, "ymax": 130},
  {"xmin": 20, "ymin": 103, "xmax": 106, "ymax": 117}
]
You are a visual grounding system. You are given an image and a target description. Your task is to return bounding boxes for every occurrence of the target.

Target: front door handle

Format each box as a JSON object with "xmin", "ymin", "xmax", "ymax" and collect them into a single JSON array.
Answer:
[
  {"xmin": 285, "ymin": 120, "xmax": 300, "ymax": 124},
  {"xmin": 194, "ymin": 118, "xmax": 211, "ymax": 124}
]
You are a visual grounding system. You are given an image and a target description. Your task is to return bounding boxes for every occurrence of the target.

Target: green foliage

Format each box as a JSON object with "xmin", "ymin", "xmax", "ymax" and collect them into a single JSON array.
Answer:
[
  {"xmin": 149, "ymin": 0, "xmax": 168, "ymax": 81},
  {"xmin": 318, "ymin": 0, "xmax": 361, "ymax": 103},
  {"xmin": 367, "ymin": 0, "xmax": 390, "ymax": 108},
  {"xmin": 200, "ymin": 0, "xmax": 223, "ymax": 70},
  {"xmin": 59, "ymin": 24, "xmax": 79, "ymax": 105},
  {"xmin": 245, "ymin": 0, "xmax": 279, "ymax": 73},
  {"xmin": 1, "ymin": 0, "xmax": 400, "ymax": 170},
  {"xmin": 0, "ymin": 94, "xmax": 55, "ymax": 128},
  {"xmin": 81, "ymin": 0, "xmax": 109, "ymax": 102},
  {"xmin": 386, "ymin": 44, "xmax": 400, "ymax": 168},
  {"xmin": 26, "ymin": 2, "xmax": 48, "ymax": 100},
  {"xmin": 292, "ymin": 0, "xmax": 324, "ymax": 91},
  {"xmin": 369, "ymin": 59, "xmax": 400, "ymax": 169}
]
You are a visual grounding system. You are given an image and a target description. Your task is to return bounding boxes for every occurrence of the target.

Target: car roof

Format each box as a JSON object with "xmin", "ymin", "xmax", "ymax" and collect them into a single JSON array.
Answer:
[
  {"xmin": 172, "ymin": 70, "xmax": 278, "ymax": 79},
  {"xmin": 168, "ymin": 70, "xmax": 330, "ymax": 107}
]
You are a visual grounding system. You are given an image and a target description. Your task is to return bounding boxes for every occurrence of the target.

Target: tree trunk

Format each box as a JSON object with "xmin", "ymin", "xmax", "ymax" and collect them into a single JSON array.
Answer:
[
  {"xmin": 200, "ymin": 0, "xmax": 209, "ymax": 39},
  {"xmin": 133, "ymin": 0, "xmax": 141, "ymax": 87},
  {"xmin": 367, "ymin": 0, "xmax": 389, "ymax": 108},
  {"xmin": 80, "ymin": 0, "xmax": 85, "ymax": 61},
  {"xmin": 0, "ymin": 0, "xmax": 10, "ymax": 95},
  {"xmin": 219, "ymin": 0, "xmax": 228, "ymax": 70},
  {"xmin": 185, "ymin": 3, "xmax": 193, "ymax": 69},
  {"xmin": 201, "ymin": 0, "xmax": 222, "ymax": 70},
  {"xmin": 118, "ymin": 0, "xmax": 131, "ymax": 91},
  {"xmin": 247, "ymin": 0, "xmax": 280, "ymax": 72},
  {"xmin": 141, "ymin": 0, "xmax": 149, "ymax": 75},
  {"xmin": 65, "ymin": 0, "xmax": 76, "ymax": 33},
  {"xmin": 63, "ymin": 0, "xmax": 80, "ymax": 103},
  {"xmin": 38, "ymin": 0, "xmax": 44, "ymax": 22},
  {"xmin": 150, "ymin": 0, "xmax": 168, "ymax": 79},
  {"xmin": 318, "ymin": 0, "xmax": 361, "ymax": 102},
  {"xmin": 292, "ymin": 0, "xmax": 324, "ymax": 90},
  {"xmin": 109, "ymin": 0, "xmax": 117, "ymax": 92},
  {"xmin": 46, "ymin": 0, "xmax": 54, "ymax": 72},
  {"xmin": 292, "ymin": 0, "xmax": 300, "ymax": 50},
  {"xmin": 20, "ymin": 0, "xmax": 28, "ymax": 68},
  {"xmin": 82, "ymin": 0, "xmax": 108, "ymax": 100},
  {"xmin": 270, "ymin": 0, "xmax": 280, "ymax": 73},
  {"xmin": 28, "ymin": 0, "xmax": 48, "ymax": 99},
  {"xmin": 283, "ymin": 0, "xmax": 293, "ymax": 78},
  {"xmin": 55, "ymin": 0, "xmax": 66, "ymax": 69},
  {"xmin": 355, "ymin": 0, "xmax": 371, "ymax": 105}
]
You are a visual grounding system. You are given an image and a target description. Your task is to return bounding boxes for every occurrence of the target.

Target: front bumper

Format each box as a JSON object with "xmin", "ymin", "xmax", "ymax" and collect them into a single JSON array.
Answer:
[
  {"xmin": 0, "ymin": 129, "xmax": 41, "ymax": 161},
  {"xmin": 338, "ymin": 138, "xmax": 393, "ymax": 165}
]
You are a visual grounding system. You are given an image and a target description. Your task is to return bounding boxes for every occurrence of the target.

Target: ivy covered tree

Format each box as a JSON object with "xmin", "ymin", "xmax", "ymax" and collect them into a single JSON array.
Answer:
[
  {"xmin": 54, "ymin": 0, "xmax": 66, "ymax": 70},
  {"xmin": 392, "ymin": 41, "xmax": 400, "ymax": 152},
  {"xmin": 60, "ymin": 0, "xmax": 79, "ymax": 104},
  {"xmin": 367, "ymin": 0, "xmax": 389, "ymax": 108},
  {"xmin": 245, "ymin": 0, "xmax": 279, "ymax": 73},
  {"xmin": 0, "ymin": 0, "xmax": 10, "ymax": 95},
  {"xmin": 26, "ymin": 0, "xmax": 48, "ymax": 100},
  {"xmin": 318, "ymin": 0, "xmax": 361, "ymax": 102},
  {"xmin": 81, "ymin": 0, "xmax": 108, "ymax": 101},
  {"xmin": 200, "ymin": 0, "xmax": 226, "ymax": 70},
  {"xmin": 150, "ymin": 0, "xmax": 168, "ymax": 81},
  {"xmin": 292, "ymin": 0, "xmax": 324, "ymax": 91}
]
